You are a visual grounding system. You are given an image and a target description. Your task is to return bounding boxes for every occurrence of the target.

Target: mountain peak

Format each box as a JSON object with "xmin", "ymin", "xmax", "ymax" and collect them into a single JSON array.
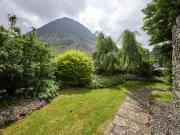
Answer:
[
  {"xmin": 35, "ymin": 17, "xmax": 96, "ymax": 55},
  {"xmin": 56, "ymin": 17, "xmax": 74, "ymax": 21}
]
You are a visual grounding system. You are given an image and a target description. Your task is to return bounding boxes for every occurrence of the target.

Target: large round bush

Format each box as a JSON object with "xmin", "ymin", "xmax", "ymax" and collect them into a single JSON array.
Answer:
[{"xmin": 55, "ymin": 50, "xmax": 94, "ymax": 86}]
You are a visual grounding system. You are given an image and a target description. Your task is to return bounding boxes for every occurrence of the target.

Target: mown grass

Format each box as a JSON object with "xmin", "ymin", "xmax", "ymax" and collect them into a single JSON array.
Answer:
[
  {"xmin": 151, "ymin": 92, "xmax": 173, "ymax": 102},
  {"xmin": 1, "ymin": 81, "xmax": 171, "ymax": 135}
]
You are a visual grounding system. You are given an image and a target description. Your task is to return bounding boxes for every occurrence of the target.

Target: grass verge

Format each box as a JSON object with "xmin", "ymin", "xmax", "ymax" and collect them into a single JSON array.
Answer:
[{"xmin": 151, "ymin": 92, "xmax": 173, "ymax": 102}]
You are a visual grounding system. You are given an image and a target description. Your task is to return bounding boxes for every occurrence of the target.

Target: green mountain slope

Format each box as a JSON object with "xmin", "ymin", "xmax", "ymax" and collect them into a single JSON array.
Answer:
[{"xmin": 35, "ymin": 17, "xmax": 96, "ymax": 55}]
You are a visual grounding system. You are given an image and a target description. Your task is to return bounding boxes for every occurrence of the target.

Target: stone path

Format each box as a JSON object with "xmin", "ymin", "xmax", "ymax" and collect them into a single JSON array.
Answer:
[
  {"xmin": 103, "ymin": 89, "xmax": 151, "ymax": 135},
  {"xmin": 150, "ymin": 96, "xmax": 180, "ymax": 135}
]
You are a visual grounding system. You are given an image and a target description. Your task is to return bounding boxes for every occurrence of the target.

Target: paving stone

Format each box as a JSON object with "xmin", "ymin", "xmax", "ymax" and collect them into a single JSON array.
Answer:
[{"xmin": 103, "ymin": 89, "xmax": 151, "ymax": 135}]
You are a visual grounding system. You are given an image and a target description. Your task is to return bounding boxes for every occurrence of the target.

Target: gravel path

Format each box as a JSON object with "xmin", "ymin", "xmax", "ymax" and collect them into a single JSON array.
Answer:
[
  {"xmin": 103, "ymin": 88, "xmax": 180, "ymax": 135},
  {"xmin": 150, "ymin": 96, "xmax": 180, "ymax": 135},
  {"xmin": 103, "ymin": 89, "xmax": 151, "ymax": 135}
]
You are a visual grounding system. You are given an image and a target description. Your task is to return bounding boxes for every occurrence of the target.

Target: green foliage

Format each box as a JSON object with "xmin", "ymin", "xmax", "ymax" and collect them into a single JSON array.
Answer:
[
  {"xmin": 0, "ymin": 16, "xmax": 23, "ymax": 94},
  {"xmin": 55, "ymin": 50, "xmax": 94, "ymax": 87},
  {"xmin": 118, "ymin": 30, "xmax": 153, "ymax": 76},
  {"xmin": 138, "ymin": 44, "xmax": 150, "ymax": 62},
  {"xmin": 0, "ymin": 15, "xmax": 53, "ymax": 95},
  {"xmin": 152, "ymin": 44, "xmax": 172, "ymax": 81},
  {"xmin": 138, "ymin": 44, "xmax": 153, "ymax": 76},
  {"xmin": 142, "ymin": 0, "xmax": 179, "ymax": 45},
  {"xmin": 119, "ymin": 30, "xmax": 143, "ymax": 72},
  {"xmin": 93, "ymin": 30, "xmax": 153, "ymax": 76},
  {"xmin": 37, "ymin": 80, "xmax": 59, "ymax": 102},
  {"xmin": 88, "ymin": 74, "xmax": 147, "ymax": 89},
  {"xmin": 142, "ymin": 0, "xmax": 179, "ymax": 81},
  {"xmin": 163, "ymin": 64, "xmax": 172, "ymax": 82},
  {"xmin": 88, "ymin": 75, "xmax": 122, "ymax": 89},
  {"xmin": 161, "ymin": 44, "xmax": 172, "ymax": 82},
  {"xmin": 138, "ymin": 61, "xmax": 153, "ymax": 77},
  {"xmin": 21, "ymin": 30, "xmax": 54, "ymax": 88},
  {"xmin": 152, "ymin": 45, "xmax": 163, "ymax": 67},
  {"xmin": 93, "ymin": 32, "xmax": 118, "ymax": 73}
]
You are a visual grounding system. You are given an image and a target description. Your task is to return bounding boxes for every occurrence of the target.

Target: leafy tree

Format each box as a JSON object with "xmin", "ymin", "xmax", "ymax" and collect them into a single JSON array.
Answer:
[
  {"xmin": 151, "ymin": 45, "xmax": 163, "ymax": 67},
  {"xmin": 152, "ymin": 44, "xmax": 172, "ymax": 80},
  {"xmin": 160, "ymin": 43, "xmax": 172, "ymax": 81},
  {"xmin": 142, "ymin": 0, "xmax": 180, "ymax": 45},
  {"xmin": 119, "ymin": 30, "xmax": 142, "ymax": 72},
  {"xmin": 0, "ymin": 15, "xmax": 23, "ymax": 94},
  {"xmin": 142, "ymin": 0, "xmax": 179, "ymax": 81},
  {"xmin": 0, "ymin": 15, "xmax": 53, "ymax": 95},
  {"xmin": 21, "ymin": 28, "xmax": 53, "ymax": 89},
  {"xmin": 93, "ymin": 32, "xmax": 118, "ymax": 73}
]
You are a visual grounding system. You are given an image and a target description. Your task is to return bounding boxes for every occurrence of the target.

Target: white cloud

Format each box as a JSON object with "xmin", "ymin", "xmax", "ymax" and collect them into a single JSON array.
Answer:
[
  {"xmin": 77, "ymin": 0, "xmax": 151, "ymax": 48},
  {"xmin": 0, "ymin": 0, "xmax": 151, "ymax": 49},
  {"xmin": 0, "ymin": 0, "xmax": 87, "ymax": 32}
]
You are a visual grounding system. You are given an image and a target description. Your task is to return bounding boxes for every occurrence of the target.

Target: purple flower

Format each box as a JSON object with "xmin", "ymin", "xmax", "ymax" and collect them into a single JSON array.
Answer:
[
  {"xmin": 36, "ymin": 100, "xmax": 46, "ymax": 108},
  {"xmin": 0, "ymin": 111, "xmax": 9, "ymax": 116},
  {"xmin": 15, "ymin": 115, "xmax": 23, "ymax": 120}
]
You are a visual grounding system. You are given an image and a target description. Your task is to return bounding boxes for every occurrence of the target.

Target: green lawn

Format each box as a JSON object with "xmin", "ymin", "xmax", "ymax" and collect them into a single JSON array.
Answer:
[
  {"xmin": 1, "ymin": 81, "xmax": 171, "ymax": 135},
  {"xmin": 151, "ymin": 92, "xmax": 173, "ymax": 102}
]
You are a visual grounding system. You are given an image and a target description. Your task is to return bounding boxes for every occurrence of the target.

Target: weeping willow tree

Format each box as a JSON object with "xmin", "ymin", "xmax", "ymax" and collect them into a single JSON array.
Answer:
[
  {"xmin": 93, "ymin": 32, "xmax": 118, "ymax": 73},
  {"xmin": 119, "ymin": 29, "xmax": 143, "ymax": 73}
]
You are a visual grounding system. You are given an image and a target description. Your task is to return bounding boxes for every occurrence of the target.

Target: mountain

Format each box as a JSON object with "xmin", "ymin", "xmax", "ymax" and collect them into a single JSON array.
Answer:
[{"xmin": 35, "ymin": 17, "xmax": 96, "ymax": 55}]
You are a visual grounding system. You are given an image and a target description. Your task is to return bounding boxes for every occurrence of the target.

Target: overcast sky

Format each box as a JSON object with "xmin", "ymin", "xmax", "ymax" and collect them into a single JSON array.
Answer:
[{"xmin": 0, "ymin": 0, "xmax": 152, "ymax": 49}]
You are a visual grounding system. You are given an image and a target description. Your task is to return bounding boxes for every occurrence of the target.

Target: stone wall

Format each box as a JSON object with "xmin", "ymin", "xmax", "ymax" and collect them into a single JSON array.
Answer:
[{"xmin": 172, "ymin": 15, "xmax": 180, "ymax": 99}]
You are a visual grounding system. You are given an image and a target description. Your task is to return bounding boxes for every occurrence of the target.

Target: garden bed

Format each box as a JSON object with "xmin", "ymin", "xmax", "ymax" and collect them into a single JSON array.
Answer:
[{"xmin": 0, "ymin": 98, "xmax": 46, "ymax": 127}]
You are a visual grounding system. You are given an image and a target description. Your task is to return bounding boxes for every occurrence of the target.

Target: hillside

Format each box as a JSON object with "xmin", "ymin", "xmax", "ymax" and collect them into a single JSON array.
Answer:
[{"xmin": 35, "ymin": 17, "xmax": 96, "ymax": 54}]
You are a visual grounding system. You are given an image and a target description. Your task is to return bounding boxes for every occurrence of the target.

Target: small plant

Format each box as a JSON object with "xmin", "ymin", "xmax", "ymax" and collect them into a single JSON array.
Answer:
[
  {"xmin": 88, "ymin": 75, "xmax": 122, "ymax": 89},
  {"xmin": 55, "ymin": 50, "xmax": 94, "ymax": 87},
  {"xmin": 37, "ymin": 80, "xmax": 59, "ymax": 102}
]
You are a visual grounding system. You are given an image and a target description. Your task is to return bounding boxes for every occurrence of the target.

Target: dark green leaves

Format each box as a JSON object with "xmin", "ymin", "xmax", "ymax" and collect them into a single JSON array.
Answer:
[
  {"xmin": 0, "ymin": 15, "xmax": 53, "ymax": 95},
  {"xmin": 142, "ymin": 0, "xmax": 180, "ymax": 44}
]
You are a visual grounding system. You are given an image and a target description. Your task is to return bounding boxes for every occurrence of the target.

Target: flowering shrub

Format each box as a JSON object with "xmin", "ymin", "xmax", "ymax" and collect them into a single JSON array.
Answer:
[
  {"xmin": 0, "ymin": 99, "xmax": 46, "ymax": 127},
  {"xmin": 36, "ymin": 100, "xmax": 47, "ymax": 108}
]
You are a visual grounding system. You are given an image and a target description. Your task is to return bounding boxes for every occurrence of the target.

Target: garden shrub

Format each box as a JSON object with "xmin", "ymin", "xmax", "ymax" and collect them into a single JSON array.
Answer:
[
  {"xmin": 88, "ymin": 75, "xmax": 122, "ymax": 89},
  {"xmin": 138, "ymin": 61, "xmax": 153, "ymax": 77},
  {"xmin": 88, "ymin": 74, "xmax": 152, "ymax": 89},
  {"xmin": 119, "ymin": 74, "xmax": 138, "ymax": 81},
  {"xmin": 55, "ymin": 50, "xmax": 94, "ymax": 87},
  {"xmin": 37, "ymin": 80, "xmax": 59, "ymax": 102},
  {"xmin": 163, "ymin": 63, "xmax": 172, "ymax": 82},
  {"xmin": 0, "ymin": 15, "xmax": 54, "ymax": 95}
]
